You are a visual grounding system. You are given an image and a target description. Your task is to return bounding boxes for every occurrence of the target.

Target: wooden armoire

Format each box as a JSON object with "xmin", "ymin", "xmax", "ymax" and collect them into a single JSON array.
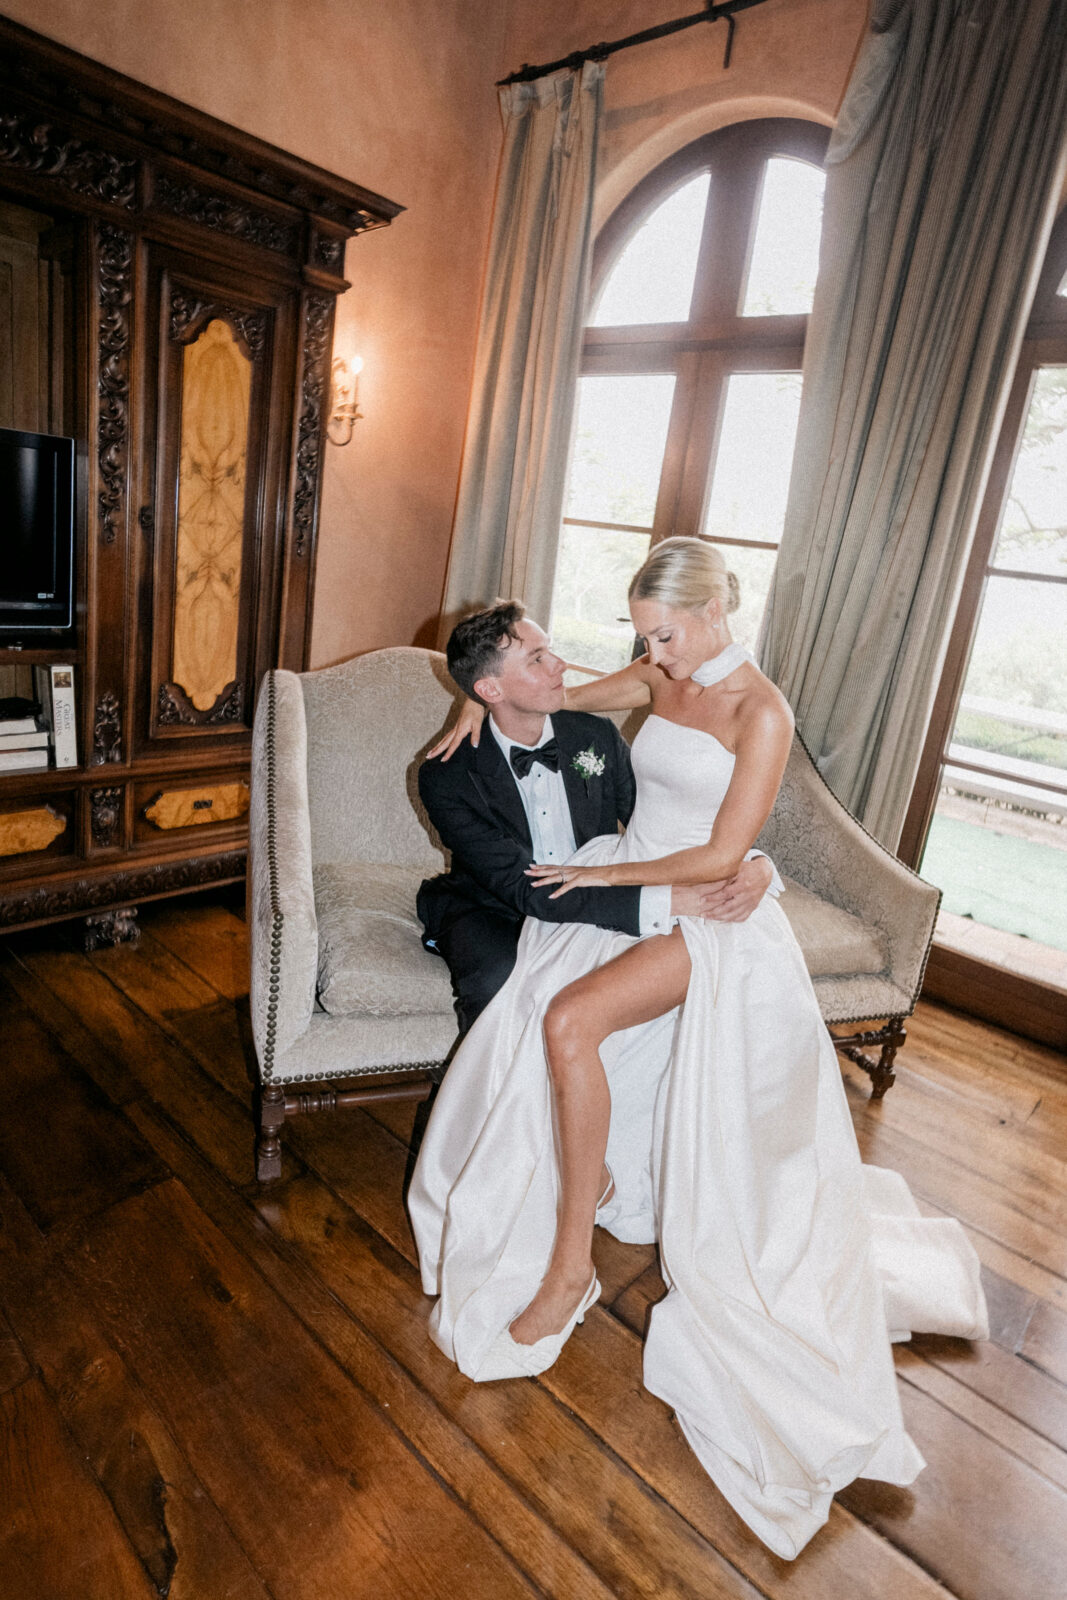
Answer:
[{"xmin": 0, "ymin": 19, "xmax": 399, "ymax": 944}]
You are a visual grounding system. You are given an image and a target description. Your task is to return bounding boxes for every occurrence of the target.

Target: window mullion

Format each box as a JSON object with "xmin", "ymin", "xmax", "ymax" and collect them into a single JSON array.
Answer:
[
  {"xmin": 673, "ymin": 350, "xmax": 727, "ymax": 541},
  {"xmin": 690, "ymin": 142, "xmax": 761, "ymax": 329},
  {"xmin": 650, "ymin": 351, "xmax": 701, "ymax": 546}
]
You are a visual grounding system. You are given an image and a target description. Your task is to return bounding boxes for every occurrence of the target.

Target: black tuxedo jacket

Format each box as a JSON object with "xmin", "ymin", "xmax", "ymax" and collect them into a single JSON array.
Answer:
[{"xmin": 416, "ymin": 710, "xmax": 643, "ymax": 942}]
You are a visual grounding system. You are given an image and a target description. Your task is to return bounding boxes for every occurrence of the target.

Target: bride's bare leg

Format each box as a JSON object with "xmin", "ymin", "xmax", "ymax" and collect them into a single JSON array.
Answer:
[{"xmin": 509, "ymin": 927, "xmax": 692, "ymax": 1345}]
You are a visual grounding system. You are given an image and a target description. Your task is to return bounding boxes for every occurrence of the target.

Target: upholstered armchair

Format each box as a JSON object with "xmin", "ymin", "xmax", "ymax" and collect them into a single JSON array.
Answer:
[{"xmin": 249, "ymin": 646, "xmax": 939, "ymax": 1180}]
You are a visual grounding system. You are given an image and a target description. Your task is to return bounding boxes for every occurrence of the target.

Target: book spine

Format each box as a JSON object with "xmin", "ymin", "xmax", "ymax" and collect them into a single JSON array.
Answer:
[
  {"xmin": 0, "ymin": 749, "xmax": 50, "ymax": 772},
  {"xmin": 33, "ymin": 664, "xmax": 53, "ymax": 742},
  {"xmin": 49, "ymin": 664, "xmax": 78, "ymax": 769}
]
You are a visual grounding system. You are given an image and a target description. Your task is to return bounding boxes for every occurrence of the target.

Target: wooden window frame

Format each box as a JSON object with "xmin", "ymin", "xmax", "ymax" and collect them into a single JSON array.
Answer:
[{"xmin": 899, "ymin": 206, "xmax": 1067, "ymax": 1049}]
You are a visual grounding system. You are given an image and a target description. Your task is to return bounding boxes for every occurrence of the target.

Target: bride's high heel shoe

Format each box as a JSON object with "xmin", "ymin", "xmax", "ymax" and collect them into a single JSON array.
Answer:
[
  {"xmin": 595, "ymin": 1164, "xmax": 616, "ymax": 1223},
  {"xmin": 477, "ymin": 1271, "xmax": 602, "ymax": 1381}
]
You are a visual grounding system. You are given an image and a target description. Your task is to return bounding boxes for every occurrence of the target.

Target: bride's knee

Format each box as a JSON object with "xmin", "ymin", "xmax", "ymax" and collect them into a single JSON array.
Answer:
[{"xmin": 543, "ymin": 990, "xmax": 593, "ymax": 1067}]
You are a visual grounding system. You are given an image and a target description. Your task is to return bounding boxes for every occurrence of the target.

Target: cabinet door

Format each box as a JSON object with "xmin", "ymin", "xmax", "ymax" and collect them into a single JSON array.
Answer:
[{"xmin": 134, "ymin": 245, "xmax": 298, "ymax": 759}]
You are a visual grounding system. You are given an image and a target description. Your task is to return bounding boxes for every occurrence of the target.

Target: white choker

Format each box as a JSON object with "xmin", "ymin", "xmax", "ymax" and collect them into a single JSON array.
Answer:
[{"xmin": 691, "ymin": 642, "xmax": 752, "ymax": 687}]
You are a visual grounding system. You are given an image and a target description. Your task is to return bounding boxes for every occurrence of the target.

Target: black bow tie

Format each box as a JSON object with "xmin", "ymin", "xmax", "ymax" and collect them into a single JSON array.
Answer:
[{"xmin": 510, "ymin": 737, "xmax": 560, "ymax": 779}]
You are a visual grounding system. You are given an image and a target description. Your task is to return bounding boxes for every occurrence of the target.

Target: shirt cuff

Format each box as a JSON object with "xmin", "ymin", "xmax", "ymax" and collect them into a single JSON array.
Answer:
[
  {"xmin": 639, "ymin": 884, "xmax": 674, "ymax": 936},
  {"xmin": 745, "ymin": 847, "xmax": 784, "ymax": 898}
]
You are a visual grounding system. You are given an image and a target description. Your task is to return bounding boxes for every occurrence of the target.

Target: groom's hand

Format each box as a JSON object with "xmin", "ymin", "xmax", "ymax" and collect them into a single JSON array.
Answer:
[{"xmin": 692, "ymin": 855, "xmax": 774, "ymax": 922}]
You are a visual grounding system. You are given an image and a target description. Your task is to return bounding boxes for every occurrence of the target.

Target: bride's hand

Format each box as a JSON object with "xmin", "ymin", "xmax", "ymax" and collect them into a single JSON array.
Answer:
[
  {"xmin": 427, "ymin": 697, "xmax": 485, "ymax": 761},
  {"xmin": 525, "ymin": 862, "xmax": 615, "ymax": 897}
]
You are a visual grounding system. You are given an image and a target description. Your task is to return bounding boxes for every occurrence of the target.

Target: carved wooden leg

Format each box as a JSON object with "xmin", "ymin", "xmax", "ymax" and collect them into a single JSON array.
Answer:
[
  {"xmin": 84, "ymin": 906, "xmax": 140, "ymax": 952},
  {"xmin": 870, "ymin": 1016, "xmax": 907, "ymax": 1101},
  {"xmin": 256, "ymin": 1084, "xmax": 285, "ymax": 1182}
]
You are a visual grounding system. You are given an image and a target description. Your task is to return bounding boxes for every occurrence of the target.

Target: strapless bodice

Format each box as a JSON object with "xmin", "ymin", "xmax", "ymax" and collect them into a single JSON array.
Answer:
[{"xmin": 621, "ymin": 713, "xmax": 735, "ymax": 861}]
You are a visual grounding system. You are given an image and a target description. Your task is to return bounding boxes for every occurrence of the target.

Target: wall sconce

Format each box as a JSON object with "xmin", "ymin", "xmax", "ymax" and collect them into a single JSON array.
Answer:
[{"xmin": 327, "ymin": 354, "xmax": 364, "ymax": 446}]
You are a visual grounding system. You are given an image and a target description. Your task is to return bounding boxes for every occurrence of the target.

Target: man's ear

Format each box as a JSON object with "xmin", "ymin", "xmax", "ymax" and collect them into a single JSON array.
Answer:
[{"xmin": 473, "ymin": 676, "xmax": 501, "ymax": 706}]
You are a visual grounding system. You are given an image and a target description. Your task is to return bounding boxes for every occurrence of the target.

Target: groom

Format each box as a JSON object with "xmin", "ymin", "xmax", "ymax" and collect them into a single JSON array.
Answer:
[{"xmin": 417, "ymin": 600, "xmax": 777, "ymax": 1034}]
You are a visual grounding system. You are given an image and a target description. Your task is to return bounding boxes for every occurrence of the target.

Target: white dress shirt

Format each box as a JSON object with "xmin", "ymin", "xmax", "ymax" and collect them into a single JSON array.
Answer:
[{"xmin": 488, "ymin": 714, "xmax": 675, "ymax": 936}]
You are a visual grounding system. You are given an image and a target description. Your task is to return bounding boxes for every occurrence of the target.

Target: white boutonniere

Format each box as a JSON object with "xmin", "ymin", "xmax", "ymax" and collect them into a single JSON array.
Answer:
[{"xmin": 572, "ymin": 746, "xmax": 605, "ymax": 780}]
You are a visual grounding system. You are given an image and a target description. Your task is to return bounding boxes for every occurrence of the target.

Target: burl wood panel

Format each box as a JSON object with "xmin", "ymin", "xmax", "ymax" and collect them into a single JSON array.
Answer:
[
  {"xmin": 143, "ymin": 780, "xmax": 250, "ymax": 831},
  {"xmin": 172, "ymin": 318, "xmax": 250, "ymax": 713},
  {"xmin": 0, "ymin": 805, "xmax": 66, "ymax": 858}
]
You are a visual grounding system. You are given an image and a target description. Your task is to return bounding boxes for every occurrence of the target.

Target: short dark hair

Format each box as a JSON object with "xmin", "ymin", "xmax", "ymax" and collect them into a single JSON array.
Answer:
[{"xmin": 446, "ymin": 599, "xmax": 526, "ymax": 704}]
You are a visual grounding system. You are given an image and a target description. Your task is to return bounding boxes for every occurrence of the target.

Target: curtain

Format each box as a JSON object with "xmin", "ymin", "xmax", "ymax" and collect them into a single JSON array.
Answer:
[
  {"xmin": 438, "ymin": 62, "xmax": 603, "ymax": 636},
  {"xmin": 759, "ymin": 0, "xmax": 1067, "ymax": 849}
]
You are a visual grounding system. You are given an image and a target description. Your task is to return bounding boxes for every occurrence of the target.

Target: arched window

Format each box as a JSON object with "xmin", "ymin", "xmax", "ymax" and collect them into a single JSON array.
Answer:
[{"xmin": 549, "ymin": 118, "xmax": 829, "ymax": 671}]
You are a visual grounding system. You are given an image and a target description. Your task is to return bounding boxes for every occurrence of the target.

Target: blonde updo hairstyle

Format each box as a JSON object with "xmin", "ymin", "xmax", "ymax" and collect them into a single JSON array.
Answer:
[{"xmin": 628, "ymin": 536, "xmax": 740, "ymax": 617}]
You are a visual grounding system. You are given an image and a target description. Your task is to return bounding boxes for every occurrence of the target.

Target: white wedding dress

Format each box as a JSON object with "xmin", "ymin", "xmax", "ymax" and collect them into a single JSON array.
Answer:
[{"xmin": 409, "ymin": 701, "xmax": 987, "ymax": 1560}]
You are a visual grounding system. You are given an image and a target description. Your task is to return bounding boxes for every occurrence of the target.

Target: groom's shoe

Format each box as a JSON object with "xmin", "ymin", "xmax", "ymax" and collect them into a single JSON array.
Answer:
[{"xmin": 477, "ymin": 1272, "xmax": 601, "ymax": 1381}]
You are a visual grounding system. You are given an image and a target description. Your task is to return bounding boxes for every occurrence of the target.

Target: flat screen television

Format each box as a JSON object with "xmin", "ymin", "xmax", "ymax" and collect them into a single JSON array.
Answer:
[{"xmin": 0, "ymin": 426, "xmax": 75, "ymax": 634}]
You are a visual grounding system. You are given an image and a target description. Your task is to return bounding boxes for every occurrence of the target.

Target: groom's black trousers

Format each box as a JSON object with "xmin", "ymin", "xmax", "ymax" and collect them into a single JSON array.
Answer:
[{"xmin": 431, "ymin": 905, "xmax": 521, "ymax": 1035}]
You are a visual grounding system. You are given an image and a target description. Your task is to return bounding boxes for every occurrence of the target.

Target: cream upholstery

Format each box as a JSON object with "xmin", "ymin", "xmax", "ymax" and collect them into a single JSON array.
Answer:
[
  {"xmin": 778, "ymin": 877, "xmax": 889, "ymax": 982},
  {"xmin": 249, "ymin": 647, "xmax": 940, "ymax": 1136},
  {"xmin": 314, "ymin": 862, "xmax": 454, "ymax": 1018}
]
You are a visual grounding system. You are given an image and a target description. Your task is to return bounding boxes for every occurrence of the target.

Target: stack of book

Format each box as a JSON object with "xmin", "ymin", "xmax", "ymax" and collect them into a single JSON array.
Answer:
[
  {"xmin": 0, "ymin": 712, "xmax": 50, "ymax": 773},
  {"xmin": 0, "ymin": 664, "xmax": 77, "ymax": 773}
]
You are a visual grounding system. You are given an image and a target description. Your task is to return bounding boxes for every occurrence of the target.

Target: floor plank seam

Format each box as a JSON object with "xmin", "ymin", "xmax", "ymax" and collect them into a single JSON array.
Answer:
[
  {"xmin": 1017, "ymin": 1348, "xmax": 1067, "ymax": 1393},
  {"xmin": 902, "ymin": 1360, "xmax": 1067, "ymax": 1494}
]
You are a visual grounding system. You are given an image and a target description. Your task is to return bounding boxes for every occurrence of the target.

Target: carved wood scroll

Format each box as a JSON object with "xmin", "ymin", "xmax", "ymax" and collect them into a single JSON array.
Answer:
[
  {"xmin": 0, "ymin": 110, "xmax": 137, "ymax": 208},
  {"xmin": 291, "ymin": 293, "xmax": 333, "ymax": 559},
  {"xmin": 90, "ymin": 786, "xmax": 123, "ymax": 848},
  {"xmin": 154, "ymin": 172, "xmax": 297, "ymax": 255},
  {"xmin": 143, "ymin": 781, "xmax": 250, "ymax": 830},
  {"xmin": 97, "ymin": 224, "xmax": 132, "ymax": 546},
  {"xmin": 0, "ymin": 805, "xmax": 66, "ymax": 857},
  {"xmin": 91, "ymin": 690, "xmax": 122, "ymax": 765},
  {"xmin": 157, "ymin": 679, "xmax": 243, "ymax": 727}
]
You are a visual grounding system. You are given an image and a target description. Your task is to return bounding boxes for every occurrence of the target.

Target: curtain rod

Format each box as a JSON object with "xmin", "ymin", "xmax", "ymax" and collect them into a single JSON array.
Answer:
[{"xmin": 497, "ymin": 0, "xmax": 771, "ymax": 86}]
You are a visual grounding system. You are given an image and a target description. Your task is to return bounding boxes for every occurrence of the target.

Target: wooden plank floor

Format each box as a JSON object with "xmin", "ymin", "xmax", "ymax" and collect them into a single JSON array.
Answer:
[{"xmin": 0, "ymin": 887, "xmax": 1064, "ymax": 1600}]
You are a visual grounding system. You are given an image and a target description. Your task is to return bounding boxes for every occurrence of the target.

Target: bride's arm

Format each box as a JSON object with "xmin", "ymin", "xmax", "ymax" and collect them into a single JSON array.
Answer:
[
  {"xmin": 427, "ymin": 653, "xmax": 654, "ymax": 760},
  {"xmin": 530, "ymin": 700, "xmax": 794, "ymax": 892},
  {"xmin": 562, "ymin": 654, "xmax": 653, "ymax": 713}
]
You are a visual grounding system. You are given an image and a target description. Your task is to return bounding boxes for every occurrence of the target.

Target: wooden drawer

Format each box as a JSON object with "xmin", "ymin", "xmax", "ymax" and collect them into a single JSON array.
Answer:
[
  {"xmin": 0, "ymin": 792, "xmax": 77, "ymax": 868},
  {"xmin": 133, "ymin": 774, "xmax": 250, "ymax": 844}
]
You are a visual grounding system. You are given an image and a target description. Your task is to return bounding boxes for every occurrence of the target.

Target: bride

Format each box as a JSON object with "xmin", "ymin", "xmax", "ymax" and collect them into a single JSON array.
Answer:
[{"xmin": 409, "ymin": 536, "xmax": 987, "ymax": 1559}]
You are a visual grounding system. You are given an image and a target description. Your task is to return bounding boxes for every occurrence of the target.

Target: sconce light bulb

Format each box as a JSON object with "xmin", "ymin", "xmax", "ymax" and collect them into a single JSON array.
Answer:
[{"xmin": 327, "ymin": 352, "xmax": 365, "ymax": 446}]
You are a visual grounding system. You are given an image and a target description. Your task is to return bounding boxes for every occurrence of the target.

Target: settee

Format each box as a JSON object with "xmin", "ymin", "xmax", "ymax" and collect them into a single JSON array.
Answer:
[{"xmin": 249, "ymin": 647, "xmax": 939, "ymax": 1180}]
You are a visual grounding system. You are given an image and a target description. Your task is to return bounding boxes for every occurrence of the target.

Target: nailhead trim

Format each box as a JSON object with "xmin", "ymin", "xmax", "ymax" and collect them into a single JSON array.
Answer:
[
  {"xmin": 271, "ymin": 1059, "xmax": 447, "ymax": 1086},
  {"xmin": 262, "ymin": 670, "xmax": 283, "ymax": 1083}
]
